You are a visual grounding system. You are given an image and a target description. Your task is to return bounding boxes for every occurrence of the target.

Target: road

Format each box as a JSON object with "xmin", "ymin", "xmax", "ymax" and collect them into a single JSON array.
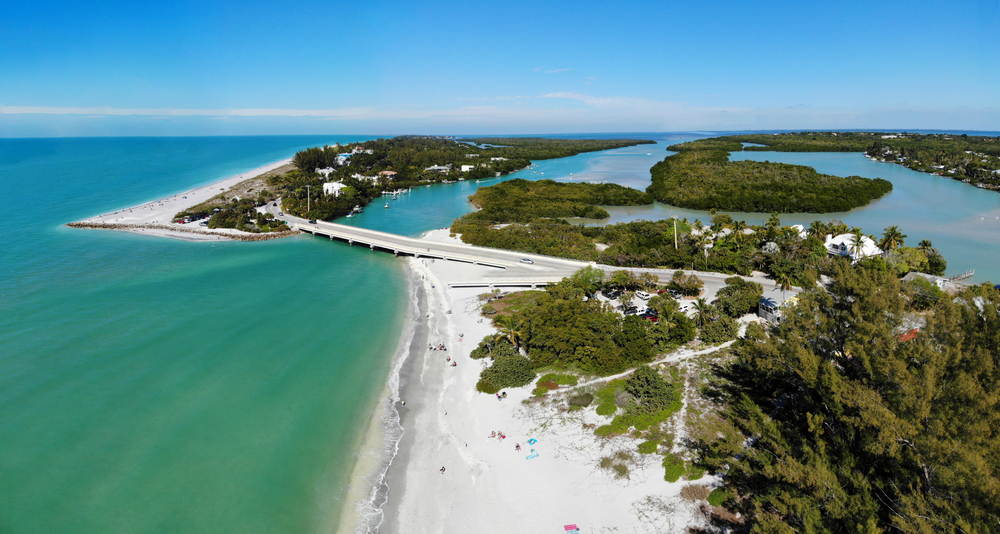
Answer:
[{"xmin": 263, "ymin": 201, "xmax": 799, "ymax": 304}]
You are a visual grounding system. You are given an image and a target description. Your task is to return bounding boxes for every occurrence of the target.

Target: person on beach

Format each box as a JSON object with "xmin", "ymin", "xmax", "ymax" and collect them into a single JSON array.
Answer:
[
  {"xmin": 440, "ymin": 466, "xmax": 446, "ymax": 474},
  {"xmin": 515, "ymin": 443, "xmax": 521, "ymax": 451}
]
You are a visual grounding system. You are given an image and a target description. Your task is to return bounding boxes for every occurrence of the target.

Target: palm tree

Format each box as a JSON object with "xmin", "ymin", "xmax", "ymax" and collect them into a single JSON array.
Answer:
[
  {"xmin": 848, "ymin": 227, "xmax": 867, "ymax": 261},
  {"xmin": 692, "ymin": 298, "xmax": 714, "ymax": 329},
  {"xmin": 808, "ymin": 220, "xmax": 826, "ymax": 240},
  {"xmin": 879, "ymin": 225, "xmax": 907, "ymax": 252},
  {"xmin": 918, "ymin": 239, "xmax": 934, "ymax": 255},
  {"xmin": 731, "ymin": 220, "xmax": 749, "ymax": 249},
  {"xmin": 774, "ymin": 271, "xmax": 794, "ymax": 302},
  {"xmin": 494, "ymin": 315, "xmax": 525, "ymax": 352}
]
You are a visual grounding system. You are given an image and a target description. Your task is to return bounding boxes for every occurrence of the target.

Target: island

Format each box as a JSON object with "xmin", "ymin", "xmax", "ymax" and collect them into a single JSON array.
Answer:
[
  {"xmin": 669, "ymin": 131, "xmax": 1000, "ymax": 191},
  {"xmin": 645, "ymin": 144, "xmax": 894, "ymax": 213}
]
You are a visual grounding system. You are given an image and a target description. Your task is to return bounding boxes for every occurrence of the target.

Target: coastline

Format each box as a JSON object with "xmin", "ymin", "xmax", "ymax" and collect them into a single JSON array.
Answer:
[
  {"xmin": 355, "ymin": 231, "xmax": 715, "ymax": 533},
  {"xmin": 68, "ymin": 158, "xmax": 294, "ymax": 241}
]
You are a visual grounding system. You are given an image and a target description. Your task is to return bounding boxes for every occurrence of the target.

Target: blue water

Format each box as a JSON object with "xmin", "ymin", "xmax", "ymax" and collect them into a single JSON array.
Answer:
[
  {"xmin": 0, "ymin": 136, "xmax": 409, "ymax": 534},
  {"xmin": 3, "ymin": 133, "xmax": 999, "ymax": 534}
]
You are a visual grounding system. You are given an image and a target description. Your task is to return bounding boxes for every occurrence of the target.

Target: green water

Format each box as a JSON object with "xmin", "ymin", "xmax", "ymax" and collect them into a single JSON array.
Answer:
[{"xmin": 1, "ymin": 137, "xmax": 407, "ymax": 533}]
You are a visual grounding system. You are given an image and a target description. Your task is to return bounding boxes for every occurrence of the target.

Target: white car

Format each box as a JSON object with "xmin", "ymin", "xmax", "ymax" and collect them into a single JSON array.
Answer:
[
  {"xmin": 636, "ymin": 291, "xmax": 651, "ymax": 300},
  {"xmin": 520, "ymin": 258, "xmax": 533, "ymax": 264}
]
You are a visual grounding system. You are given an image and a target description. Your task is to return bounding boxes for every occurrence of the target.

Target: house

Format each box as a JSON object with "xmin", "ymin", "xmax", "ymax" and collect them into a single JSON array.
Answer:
[
  {"xmin": 323, "ymin": 182, "xmax": 346, "ymax": 197},
  {"xmin": 461, "ymin": 165, "xmax": 476, "ymax": 172},
  {"xmin": 425, "ymin": 164, "xmax": 451, "ymax": 173},
  {"xmin": 490, "ymin": 157, "xmax": 507, "ymax": 162},
  {"xmin": 335, "ymin": 154, "xmax": 351, "ymax": 166},
  {"xmin": 378, "ymin": 171, "xmax": 398, "ymax": 178},
  {"xmin": 901, "ymin": 271, "xmax": 947, "ymax": 290},
  {"xmin": 351, "ymin": 173, "xmax": 378, "ymax": 182},
  {"xmin": 824, "ymin": 233, "xmax": 882, "ymax": 263},
  {"xmin": 465, "ymin": 154, "xmax": 480, "ymax": 158},
  {"xmin": 789, "ymin": 224, "xmax": 808, "ymax": 239},
  {"xmin": 316, "ymin": 167, "xmax": 335, "ymax": 177},
  {"xmin": 351, "ymin": 146, "xmax": 373, "ymax": 155},
  {"xmin": 758, "ymin": 293, "xmax": 799, "ymax": 324}
]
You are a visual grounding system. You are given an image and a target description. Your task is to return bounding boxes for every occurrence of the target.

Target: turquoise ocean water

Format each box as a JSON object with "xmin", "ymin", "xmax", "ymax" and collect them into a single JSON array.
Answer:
[
  {"xmin": 0, "ymin": 136, "xmax": 411, "ymax": 534},
  {"xmin": 3, "ymin": 133, "xmax": 999, "ymax": 534}
]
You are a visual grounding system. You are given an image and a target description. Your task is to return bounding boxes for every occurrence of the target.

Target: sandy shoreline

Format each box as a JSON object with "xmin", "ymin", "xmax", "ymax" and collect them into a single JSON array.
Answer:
[
  {"xmin": 342, "ymin": 231, "xmax": 722, "ymax": 533},
  {"xmin": 70, "ymin": 158, "xmax": 293, "ymax": 241}
]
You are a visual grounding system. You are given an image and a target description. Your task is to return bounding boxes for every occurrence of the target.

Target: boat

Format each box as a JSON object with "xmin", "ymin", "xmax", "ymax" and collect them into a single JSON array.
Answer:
[
  {"xmin": 384, "ymin": 203, "xmax": 390, "ymax": 208},
  {"xmin": 346, "ymin": 213, "xmax": 354, "ymax": 218}
]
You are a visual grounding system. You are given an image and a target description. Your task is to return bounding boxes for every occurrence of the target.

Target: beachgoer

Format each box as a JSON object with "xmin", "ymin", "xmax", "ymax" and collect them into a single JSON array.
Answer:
[
  {"xmin": 515, "ymin": 443, "xmax": 521, "ymax": 451},
  {"xmin": 450, "ymin": 362, "xmax": 456, "ymax": 367},
  {"xmin": 440, "ymin": 466, "xmax": 446, "ymax": 474},
  {"xmin": 490, "ymin": 431, "xmax": 496, "ymax": 438}
]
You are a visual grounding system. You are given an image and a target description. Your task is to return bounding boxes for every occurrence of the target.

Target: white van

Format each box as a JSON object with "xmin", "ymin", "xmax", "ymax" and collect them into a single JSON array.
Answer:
[{"xmin": 636, "ymin": 291, "xmax": 651, "ymax": 300}]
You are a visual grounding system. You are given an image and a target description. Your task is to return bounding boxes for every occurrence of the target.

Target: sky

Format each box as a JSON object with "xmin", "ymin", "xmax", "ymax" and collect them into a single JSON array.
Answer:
[{"xmin": 1, "ymin": 0, "xmax": 998, "ymax": 136}]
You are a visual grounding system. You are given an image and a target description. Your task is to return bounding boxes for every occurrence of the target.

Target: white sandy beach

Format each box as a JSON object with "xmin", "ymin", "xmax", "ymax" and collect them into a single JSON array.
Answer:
[
  {"xmin": 72, "ymin": 158, "xmax": 292, "ymax": 241},
  {"xmin": 366, "ymin": 231, "xmax": 725, "ymax": 534}
]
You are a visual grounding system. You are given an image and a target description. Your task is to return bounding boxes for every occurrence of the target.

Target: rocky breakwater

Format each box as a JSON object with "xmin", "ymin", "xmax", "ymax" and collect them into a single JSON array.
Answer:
[{"xmin": 66, "ymin": 222, "xmax": 300, "ymax": 242}]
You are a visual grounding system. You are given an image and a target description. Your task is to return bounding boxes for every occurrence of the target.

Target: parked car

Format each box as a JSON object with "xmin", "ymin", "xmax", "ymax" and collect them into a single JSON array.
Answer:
[
  {"xmin": 520, "ymin": 258, "xmax": 533, "ymax": 264},
  {"xmin": 636, "ymin": 291, "xmax": 651, "ymax": 300}
]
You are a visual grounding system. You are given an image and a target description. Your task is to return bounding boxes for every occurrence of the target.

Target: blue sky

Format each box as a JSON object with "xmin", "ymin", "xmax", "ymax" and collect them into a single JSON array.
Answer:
[{"xmin": 1, "ymin": 0, "xmax": 997, "ymax": 136}]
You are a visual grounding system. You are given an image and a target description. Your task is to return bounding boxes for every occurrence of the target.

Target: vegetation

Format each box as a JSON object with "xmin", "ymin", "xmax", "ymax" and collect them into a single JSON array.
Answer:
[
  {"xmin": 695, "ymin": 263, "xmax": 1000, "ymax": 531},
  {"xmin": 276, "ymin": 136, "xmax": 654, "ymax": 220},
  {"xmin": 670, "ymin": 131, "xmax": 1000, "ymax": 190},
  {"xmin": 646, "ymin": 147, "xmax": 893, "ymax": 213},
  {"xmin": 714, "ymin": 276, "xmax": 764, "ymax": 317},
  {"xmin": 451, "ymin": 179, "xmax": 653, "ymax": 260}
]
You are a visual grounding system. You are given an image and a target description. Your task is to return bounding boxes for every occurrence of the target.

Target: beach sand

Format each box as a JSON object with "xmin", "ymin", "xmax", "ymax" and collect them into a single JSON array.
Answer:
[
  {"xmin": 368, "ymin": 250, "xmax": 718, "ymax": 533},
  {"xmin": 72, "ymin": 158, "xmax": 292, "ymax": 241}
]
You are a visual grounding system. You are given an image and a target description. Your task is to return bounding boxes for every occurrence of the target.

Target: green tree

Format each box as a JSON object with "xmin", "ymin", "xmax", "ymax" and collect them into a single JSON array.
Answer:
[
  {"xmin": 701, "ymin": 265, "xmax": 1000, "ymax": 532},
  {"xmin": 715, "ymin": 277, "xmax": 764, "ymax": 318},
  {"xmin": 879, "ymin": 225, "xmax": 907, "ymax": 251},
  {"xmin": 692, "ymin": 298, "xmax": 714, "ymax": 329}
]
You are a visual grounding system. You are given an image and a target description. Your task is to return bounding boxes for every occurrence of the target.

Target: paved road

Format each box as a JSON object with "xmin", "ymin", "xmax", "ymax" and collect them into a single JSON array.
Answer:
[{"xmin": 264, "ymin": 201, "xmax": 799, "ymax": 304}]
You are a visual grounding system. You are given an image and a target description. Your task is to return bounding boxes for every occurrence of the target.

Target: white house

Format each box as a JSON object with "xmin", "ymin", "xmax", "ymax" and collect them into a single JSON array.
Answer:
[
  {"xmin": 351, "ymin": 146, "xmax": 373, "ymax": 155},
  {"xmin": 825, "ymin": 233, "xmax": 882, "ymax": 263},
  {"xmin": 460, "ymin": 165, "xmax": 476, "ymax": 172},
  {"xmin": 425, "ymin": 164, "xmax": 451, "ymax": 173},
  {"xmin": 335, "ymin": 154, "xmax": 351, "ymax": 166},
  {"xmin": 316, "ymin": 167, "xmax": 335, "ymax": 177},
  {"xmin": 789, "ymin": 224, "xmax": 808, "ymax": 239},
  {"xmin": 323, "ymin": 182, "xmax": 346, "ymax": 197},
  {"xmin": 490, "ymin": 157, "xmax": 507, "ymax": 162},
  {"xmin": 351, "ymin": 173, "xmax": 377, "ymax": 182}
]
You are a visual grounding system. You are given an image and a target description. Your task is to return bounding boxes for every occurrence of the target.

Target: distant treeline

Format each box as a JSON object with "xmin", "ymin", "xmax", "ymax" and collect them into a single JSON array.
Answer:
[
  {"xmin": 278, "ymin": 136, "xmax": 655, "ymax": 220},
  {"xmin": 669, "ymin": 131, "xmax": 1000, "ymax": 188},
  {"xmin": 646, "ymin": 148, "xmax": 893, "ymax": 213},
  {"xmin": 452, "ymin": 179, "xmax": 654, "ymax": 261}
]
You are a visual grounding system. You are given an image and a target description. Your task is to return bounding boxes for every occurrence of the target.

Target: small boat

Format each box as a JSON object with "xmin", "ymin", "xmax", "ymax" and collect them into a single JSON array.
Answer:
[
  {"xmin": 384, "ymin": 203, "xmax": 390, "ymax": 208},
  {"xmin": 346, "ymin": 213, "xmax": 354, "ymax": 218},
  {"xmin": 569, "ymin": 173, "xmax": 573, "ymax": 176}
]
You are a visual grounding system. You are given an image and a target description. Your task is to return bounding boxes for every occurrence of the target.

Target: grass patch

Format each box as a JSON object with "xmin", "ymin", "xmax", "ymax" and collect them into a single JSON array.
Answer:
[
  {"xmin": 488, "ymin": 290, "xmax": 546, "ymax": 317},
  {"xmin": 567, "ymin": 392, "xmax": 593, "ymax": 408},
  {"xmin": 663, "ymin": 454, "xmax": 686, "ymax": 483},
  {"xmin": 595, "ymin": 379, "xmax": 625, "ymax": 416},
  {"xmin": 680, "ymin": 485, "xmax": 711, "ymax": 502},
  {"xmin": 637, "ymin": 440, "xmax": 660, "ymax": 454},
  {"xmin": 708, "ymin": 488, "xmax": 733, "ymax": 507},
  {"xmin": 532, "ymin": 386, "xmax": 549, "ymax": 397},
  {"xmin": 537, "ymin": 373, "xmax": 579, "ymax": 387}
]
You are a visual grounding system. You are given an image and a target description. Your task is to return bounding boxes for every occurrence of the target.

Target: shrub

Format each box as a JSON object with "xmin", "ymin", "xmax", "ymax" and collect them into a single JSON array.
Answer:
[
  {"xmin": 568, "ymin": 393, "xmax": 594, "ymax": 407},
  {"xmin": 599, "ymin": 456, "xmax": 614, "ymax": 469},
  {"xmin": 700, "ymin": 314, "xmax": 738, "ymax": 343},
  {"xmin": 663, "ymin": 454, "xmax": 686, "ymax": 482},
  {"xmin": 470, "ymin": 336, "xmax": 515, "ymax": 359},
  {"xmin": 743, "ymin": 322, "xmax": 767, "ymax": 342},
  {"xmin": 715, "ymin": 277, "xmax": 764, "ymax": 318},
  {"xmin": 613, "ymin": 464, "xmax": 629, "ymax": 479},
  {"xmin": 680, "ymin": 485, "xmax": 711, "ymax": 502},
  {"xmin": 538, "ymin": 381, "xmax": 559, "ymax": 390},
  {"xmin": 481, "ymin": 304, "xmax": 497, "ymax": 315},
  {"xmin": 532, "ymin": 386, "xmax": 548, "ymax": 397},
  {"xmin": 687, "ymin": 464, "xmax": 705, "ymax": 481},
  {"xmin": 476, "ymin": 379, "xmax": 500, "ymax": 394},
  {"xmin": 480, "ymin": 354, "xmax": 536, "ymax": 389},
  {"xmin": 637, "ymin": 440, "xmax": 660, "ymax": 454},
  {"xmin": 595, "ymin": 425, "xmax": 616, "ymax": 437},
  {"xmin": 596, "ymin": 402, "xmax": 617, "ymax": 416},
  {"xmin": 708, "ymin": 488, "xmax": 732, "ymax": 507},
  {"xmin": 537, "ymin": 373, "xmax": 579, "ymax": 386}
]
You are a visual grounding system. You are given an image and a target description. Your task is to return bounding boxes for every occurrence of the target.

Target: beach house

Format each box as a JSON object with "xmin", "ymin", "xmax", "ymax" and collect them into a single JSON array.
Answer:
[
  {"xmin": 824, "ymin": 233, "xmax": 883, "ymax": 263},
  {"xmin": 425, "ymin": 164, "xmax": 451, "ymax": 174},
  {"xmin": 323, "ymin": 182, "xmax": 346, "ymax": 197},
  {"xmin": 460, "ymin": 165, "xmax": 476, "ymax": 172},
  {"xmin": 378, "ymin": 171, "xmax": 398, "ymax": 179},
  {"xmin": 316, "ymin": 167, "xmax": 335, "ymax": 177}
]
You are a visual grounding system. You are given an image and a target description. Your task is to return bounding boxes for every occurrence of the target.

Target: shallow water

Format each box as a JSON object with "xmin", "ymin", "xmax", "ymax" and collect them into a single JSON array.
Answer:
[{"xmin": 0, "ymin": 136, "xmax": 408, "ymax": 534}]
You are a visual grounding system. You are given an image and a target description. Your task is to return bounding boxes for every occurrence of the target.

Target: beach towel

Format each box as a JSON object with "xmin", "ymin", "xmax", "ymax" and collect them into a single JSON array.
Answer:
[
  {"xmin": 525, "ymin": 453, "xmax": 539, "ymax": 460},
  {"xmin": 564, "ymin": 525, "xmax": 580, "ymax": 533},
  {"xmin": 527, "ymin": 438, "xmax": 537, "ymax": 445}
]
